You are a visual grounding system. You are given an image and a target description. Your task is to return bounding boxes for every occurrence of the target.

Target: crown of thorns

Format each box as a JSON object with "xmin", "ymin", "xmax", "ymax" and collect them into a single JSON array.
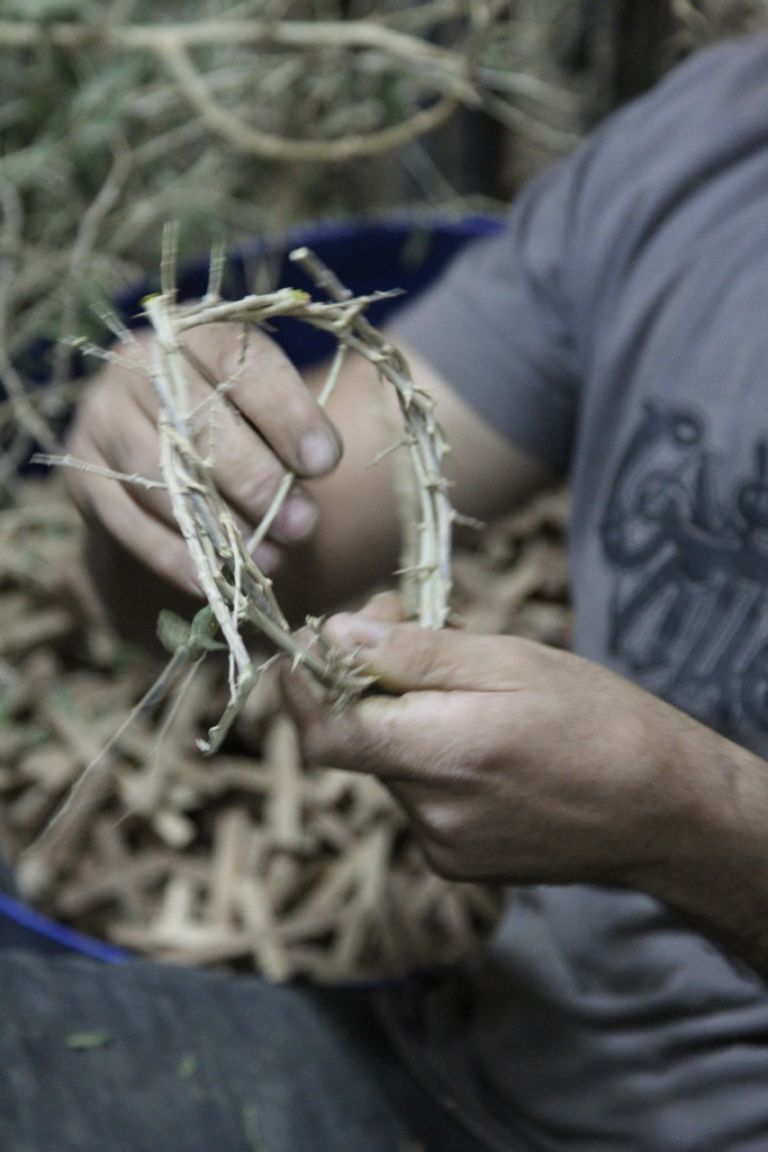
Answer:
[{"xmin": 73, "ymin": 243, "xmax": 460, "ymax": 758}]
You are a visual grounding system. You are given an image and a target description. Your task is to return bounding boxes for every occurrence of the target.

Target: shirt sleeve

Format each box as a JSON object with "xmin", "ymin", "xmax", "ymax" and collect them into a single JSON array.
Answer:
[{"xmin": 391, "ymin": 157, "xmax": 587, "ymax": 471}]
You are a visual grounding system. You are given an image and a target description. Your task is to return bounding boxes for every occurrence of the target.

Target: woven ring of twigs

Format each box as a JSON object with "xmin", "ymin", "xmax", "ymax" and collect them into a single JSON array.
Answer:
[
  {"xmin": 28, "ymin": 238, "xmax": 468, "ymax": 863},
  {"xmin": 132, "ymin": 242, "xmax": 458, "ymax": 754}
]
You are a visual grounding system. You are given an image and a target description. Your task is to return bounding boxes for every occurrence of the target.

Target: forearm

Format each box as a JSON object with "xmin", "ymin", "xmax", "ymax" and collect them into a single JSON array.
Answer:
[{"xmin": 636, "ymin": 712, "xmax": 768, "ymax": 980}]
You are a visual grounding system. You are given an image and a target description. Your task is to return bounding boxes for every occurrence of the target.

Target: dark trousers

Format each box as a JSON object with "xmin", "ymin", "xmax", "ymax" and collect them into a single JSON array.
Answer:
[{"xmin": 0, "ymin": 868, "xmax": 490, "ymax": 1152}]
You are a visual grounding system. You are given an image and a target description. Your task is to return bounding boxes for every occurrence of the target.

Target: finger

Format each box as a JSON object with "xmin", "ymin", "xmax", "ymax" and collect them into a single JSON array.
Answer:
[
  {"xmin": 108, "ymin": 406, "xmax": 303, "ymax": 557},
  {"xmin": 279, "ymin": 657, "xmax": 327, "ymax": 726},
  {"xmin": 75, "ymin": 354, "xmax": 316, "ymax": 551},
  {"xmin": 282, "ymin": 621, "xmax": 478, "ymax": 785},
  {"xmin": 321, "ymin": 613, "xmax": 539, "ymax": 693},
  {"xmin": 70, "ymin": 440, "xmax": 278, "ymax": 596},
  {"xmin": 74, "ymin": 403, "xmax": 174, "ymax": 526},
  {"xmin": 354, "ymin": 590, "xmax": 406, "ymax": 625},
  {"xmin": 161, "ymin": 393, "xmax": 320, "ymax": 547},
  {"xmin": 283, "ymin": 671, "xmax": 479, "ymax": 782},
  {"xmin": 214, "ymin": 326, "xmax": 342, "ymax": 479},
  {"xmin": 74, "ymin": 447, "xmax": 203, "ymax": 597},
  {"xmin": 129, "ymin": 326, "xmax": 341, "ymax": 481}
]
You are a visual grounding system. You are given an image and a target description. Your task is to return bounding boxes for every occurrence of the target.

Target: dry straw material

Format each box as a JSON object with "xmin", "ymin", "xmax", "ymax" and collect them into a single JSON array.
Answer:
[{"xmin": 0, "ymin": 471, "xmax": 568, "ymax": 979}]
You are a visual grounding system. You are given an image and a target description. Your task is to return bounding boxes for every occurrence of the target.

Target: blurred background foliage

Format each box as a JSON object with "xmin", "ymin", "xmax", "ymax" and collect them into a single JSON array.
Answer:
[{"xmin": 1, "ymin": 0, "xmax": 768, "ymax": 472}]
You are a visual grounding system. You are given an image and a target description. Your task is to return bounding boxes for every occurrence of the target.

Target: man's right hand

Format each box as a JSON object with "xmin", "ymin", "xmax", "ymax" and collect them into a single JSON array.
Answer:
[
  {"xmin": 66, "ymin": 324, "xmax": 343, "ymax": 596},
  {"xmin": 67, "ymin": 317, "xmax": 555, "ymax": 630}
]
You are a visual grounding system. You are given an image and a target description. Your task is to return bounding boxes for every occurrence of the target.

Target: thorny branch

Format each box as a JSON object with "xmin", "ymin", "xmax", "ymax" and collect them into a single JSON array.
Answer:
[
  {"xmin": 146, "ymin": 243, "xmax": 456, "ymax": 679},
  {"xmin": 31, "ymin": 244, "xmax": 457, "ymax": 853}
]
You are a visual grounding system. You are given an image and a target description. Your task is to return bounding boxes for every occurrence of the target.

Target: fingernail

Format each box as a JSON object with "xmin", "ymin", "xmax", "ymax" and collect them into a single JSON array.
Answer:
[
  {"xmin": 274, "ymin": 495, "xmax": 318, "ymax": 541},
  {"xmin": 299, "ymin": 430, "xmax": 338, "ymax": 475},
  {"xmin": 324, "ymin": 613, "xmax": 391, "ymax": 651},
  {"xmin": 184, "ymin": 571, "xmax": 205, "ymax": 599}
]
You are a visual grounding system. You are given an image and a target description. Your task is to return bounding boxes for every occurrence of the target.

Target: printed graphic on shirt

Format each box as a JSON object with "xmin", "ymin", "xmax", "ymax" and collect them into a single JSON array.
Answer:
[{"xmin": 599, "ymin": 402, "xmax": 768, "ymax": 739}]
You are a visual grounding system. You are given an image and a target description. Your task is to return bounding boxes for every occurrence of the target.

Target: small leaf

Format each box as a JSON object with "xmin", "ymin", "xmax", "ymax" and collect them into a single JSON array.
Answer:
[
  {"xmin": 188, "ymin": 608, "xmax": 226, "ymax": 653},
  {"xmin": 65, "ymin": 1030, "xmax": 111, "ymax": 1051},
  {"xmin": 157, "ymin": 610, "xmax": 191, "ymax": 655},
  {"xmin": 177, "ymin": 1053, "xmax": 198, "ymax": 1080}
]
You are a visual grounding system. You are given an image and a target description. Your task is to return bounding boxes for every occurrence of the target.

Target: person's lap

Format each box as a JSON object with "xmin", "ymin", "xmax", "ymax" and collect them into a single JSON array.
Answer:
[{"xmin": 0, "ymin": 921, "xmax": 489, "ymax": 1151}]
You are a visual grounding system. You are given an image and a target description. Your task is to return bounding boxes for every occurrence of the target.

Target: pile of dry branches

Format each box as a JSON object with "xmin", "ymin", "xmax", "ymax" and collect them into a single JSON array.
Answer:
[{"xmin": 0, "ymin": 471, "xmax": 567, "ymax": 979}]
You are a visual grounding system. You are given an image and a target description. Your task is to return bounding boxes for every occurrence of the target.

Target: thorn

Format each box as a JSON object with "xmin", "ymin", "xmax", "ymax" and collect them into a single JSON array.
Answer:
[
  {"xmin": 394, "ymin": 563, "xmax": 437, "ymax": 577},
  {"xmin": 366, "ymin": 439, "xmax": 409, "ymax": 468},
  {"xmin": 452, "ymin": 511, "xmax": 485, "ymax": 531}
]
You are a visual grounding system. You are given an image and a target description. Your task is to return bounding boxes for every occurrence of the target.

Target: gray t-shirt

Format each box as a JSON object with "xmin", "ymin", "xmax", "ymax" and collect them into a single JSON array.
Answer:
[{"xmin": 390, "ymin": 35, "xmax": 768, "ymax": 1152}]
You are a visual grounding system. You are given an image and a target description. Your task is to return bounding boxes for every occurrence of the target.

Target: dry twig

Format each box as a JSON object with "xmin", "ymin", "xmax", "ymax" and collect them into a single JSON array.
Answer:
[
  {"xmin": 29, "ymin": 242, "xmax": 457, "ymax": 859},
  {"xmin": 0, "ymin": 469, "xmax": 573, "ymax": 979}
]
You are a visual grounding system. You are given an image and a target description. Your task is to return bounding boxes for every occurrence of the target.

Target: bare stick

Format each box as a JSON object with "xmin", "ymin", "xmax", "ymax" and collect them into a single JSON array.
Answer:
[
  {"xmin": 31, "ymin": 453, "xmax": 168, "ymax": 493},
  {"xmin": 159, "ymin": 41, "xmax": 460, "ymax": 163}
]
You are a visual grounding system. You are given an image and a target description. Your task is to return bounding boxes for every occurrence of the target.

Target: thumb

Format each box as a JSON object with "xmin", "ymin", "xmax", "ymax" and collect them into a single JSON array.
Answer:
[
  {"xmin": 322, "ymin": 613, "xmax": 531, "ymax": 693},
  {"xmin": 356, "ymin": 590, "xmax": 406, "ymax": 625}
]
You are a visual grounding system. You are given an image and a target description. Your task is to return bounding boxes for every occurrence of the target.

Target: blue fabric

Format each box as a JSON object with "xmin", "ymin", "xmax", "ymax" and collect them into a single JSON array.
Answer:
[
  {"xmin": 0, "ymin": 892, "xmax": 126, "ymax": 963},
  {"xmin": 120, "ymin": 216, "xmax": 503, "ymax": 369}
]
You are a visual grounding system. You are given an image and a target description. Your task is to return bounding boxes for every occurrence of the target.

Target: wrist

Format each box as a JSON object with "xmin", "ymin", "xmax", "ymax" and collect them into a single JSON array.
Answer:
[{"xmin": 638, "ymin": 707, "xmax": 768, "ymax": 974}]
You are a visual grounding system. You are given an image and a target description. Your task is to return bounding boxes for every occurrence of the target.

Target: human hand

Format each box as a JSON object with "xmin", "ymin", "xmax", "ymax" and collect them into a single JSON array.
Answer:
[
  {"xmin": 282, "ymin": 603, "xmax": 695, "ymax": 889},
  {"xmin": 67, "ymin": 325, "xmax": 342, "ymax": 595}
]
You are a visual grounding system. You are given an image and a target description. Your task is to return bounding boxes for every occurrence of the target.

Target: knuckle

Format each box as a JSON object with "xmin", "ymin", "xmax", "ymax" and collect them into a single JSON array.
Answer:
[
  {"xmin": 421, "ymin": 802, "xmax": 463, "ymax": 850},
  {"xmin": 415, "ymin": 804, "xmax": 477, "ymax": 882},
  {"xmin": 422, "ymin": 840, "xmax": 463, "ymax": 882},
  {"xmin": 222, "ymin": 453, "xmax": 284, "ymax": 518},
  {"xmin": 408, "ymin": 637, "xmax": 447, "ymax": 685},
  {"xmin": 300, "ymin": 721, "xmax": 336, "ymax": 768},
  {"xmin": 218, "ymin": 327, "xmax": 274, "ymax": 378}
]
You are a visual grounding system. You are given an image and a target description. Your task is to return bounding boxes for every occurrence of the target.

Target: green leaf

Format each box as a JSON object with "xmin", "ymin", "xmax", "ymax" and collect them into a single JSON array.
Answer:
[
  {"xmin": 157, "ymin": 610, "xmax": 192, "ymax": 655},
  {"xmin": 188, "ymin": 607, "xmax": 226, "ymax": 653},
  {"xmin": 177, "ymin": 1053, "xmax": 198, "ymax": 1080},
  {"xmin": 65, "ymin": 1030, "xmax": 111, "ymax": 1051}
]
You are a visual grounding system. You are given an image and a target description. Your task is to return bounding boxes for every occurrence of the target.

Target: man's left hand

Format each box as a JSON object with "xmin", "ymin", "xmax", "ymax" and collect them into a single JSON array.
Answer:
[{"xmin": 282, "ymin": 604, "xmax": 695, "ymax": 889}]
